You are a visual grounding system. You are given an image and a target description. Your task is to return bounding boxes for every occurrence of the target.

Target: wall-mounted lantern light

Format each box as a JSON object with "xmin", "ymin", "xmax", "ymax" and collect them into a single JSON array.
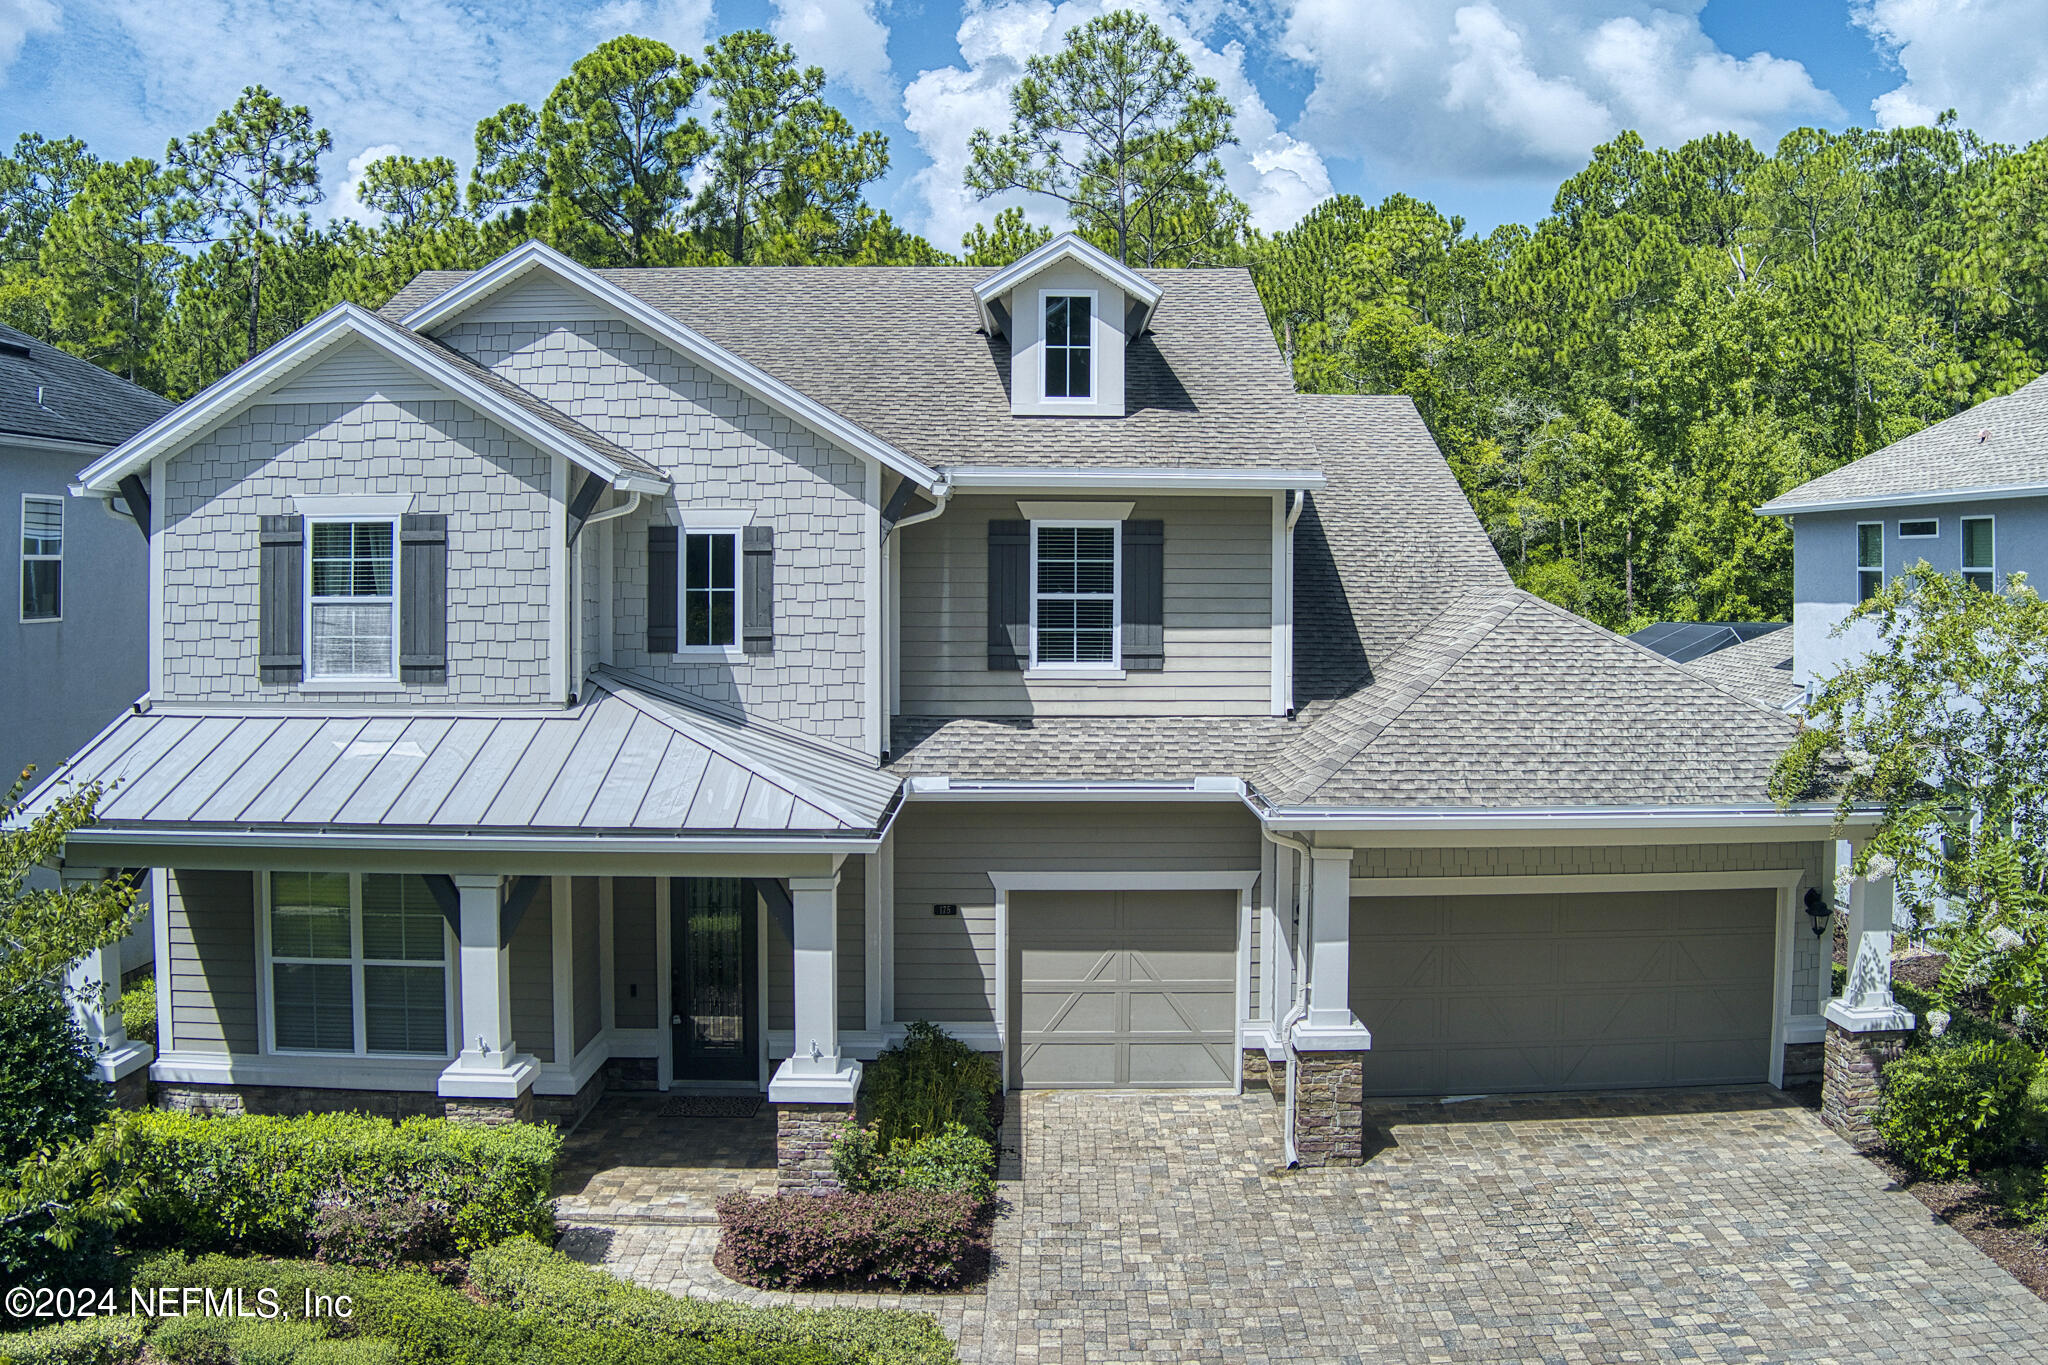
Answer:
[{"xmin": 1803, "ymin": 887, "xmax": 1832, "ymax": 938}]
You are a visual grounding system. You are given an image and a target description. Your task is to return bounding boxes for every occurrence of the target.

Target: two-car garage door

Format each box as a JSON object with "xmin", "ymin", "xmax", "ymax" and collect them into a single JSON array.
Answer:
[{"xmin": 1350, "ymin": 890, "xmax": 1778, "ymax": 1096}]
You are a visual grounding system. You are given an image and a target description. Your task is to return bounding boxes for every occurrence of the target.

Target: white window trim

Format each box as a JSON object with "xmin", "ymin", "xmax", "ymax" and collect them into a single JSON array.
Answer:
[
  {"xmin": 1856, "ymin": 520, "xmax": 1883, "ymax": 601},
  {"xmin": 19, "ymin": 492, "xmax": 61, "ymax": 624},
  {"xmin": 1962, "ymin": 514, "xmax": 1996, "ymax": 589},
  {"xmin": 674, "ymin": 507, "xmax": 753, "ymax": 658},
  {"xmin": 293, "ymin": 493, "xmax": 413, "ymax": 519},
  {"xmin": 1029, "ymin": 518, "xmax": 1121, "ymax": 672},
  {"xmin": 1037, "ymin": 287, "xmax": 1099, "ymax": 406},
  {"xmin": 1897, "ymin": 518, "xmax": 1939, "ymax": 539},
  {"xmin": 304, "ymin": 515, "xmax": 401, "ymax": 683},
  {"xmin": 258, "ymin": 871, "xmax": 456, "ymax": 1061}
]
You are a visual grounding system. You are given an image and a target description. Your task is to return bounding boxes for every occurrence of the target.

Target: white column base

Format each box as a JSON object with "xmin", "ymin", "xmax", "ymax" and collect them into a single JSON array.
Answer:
[
  {"xmin": 767, "ymin": 1056, "xmax": 863, "ymax": 1104},
  {"xmin": 1293, "ymin": 1019, "xmax": 1373, "ymax": 1052},
  {"xmin": 1824, "ymin": 999, "xmax": 1916, "ymax": 1033},
  {"xmin": 96, "ymin": 1038, "xmax": 154, "ymax": 1083},
  {"xmin": 437, "ymin": 1055, "xmax": 541, "ymax": 1099}
]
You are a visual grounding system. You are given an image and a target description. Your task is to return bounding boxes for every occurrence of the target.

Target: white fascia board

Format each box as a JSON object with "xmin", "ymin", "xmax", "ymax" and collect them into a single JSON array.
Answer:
[
  {"xmin": 400, "ymin": 241, "xmax": 945, "ymax": 492},
  {"xmin": 1, "ymin": 432, "xmax": 114, "ymax": 459},
  {"xmin": 72, "ymin": 303, "xmax": 669, "ymax": 498},
  {"xmin": 946, "ymin": 466, "xmax": 1325, "ymax": 494},
  {"xmin": 903, "ymin": 775, "xmax": 1246, "ymax": 801},
  {"xmin": 973, "ymin": 233, "xmax": 1163, "ymax": 334},
  {"xmin": 1260, "ymin": 803, "xmax": 1878, "ymax": 836},
  {"xmin": 62, "ymin": 827, "xmax": 882, "ymax": 856},
  {"xmin": 1757, "ymin": 481, "xmax": 2048, "ymax": 517}
]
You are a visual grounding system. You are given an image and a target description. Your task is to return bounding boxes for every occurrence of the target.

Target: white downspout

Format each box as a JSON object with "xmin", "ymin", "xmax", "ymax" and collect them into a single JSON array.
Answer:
[
  {"xmin": 889, "ymin": 481, "xmax": 952, "ymax": 534},
  {"xmin": 581, "ymin": 489, "xmax": 641, "ymax": 530},
  {"xmin": 1262, "ymin": 825, "xmax": 1313, "ymax": 1166}
]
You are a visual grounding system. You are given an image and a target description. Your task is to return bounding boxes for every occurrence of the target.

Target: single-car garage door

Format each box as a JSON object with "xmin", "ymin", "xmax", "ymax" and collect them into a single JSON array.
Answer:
[
  {"xmin": 1352, "ymin": 890, "xmax": 1777, "ymax": 1096},
  {"xmin": 1013, "ymin": 889, "xmax": 1237, "ymax": 1088}
]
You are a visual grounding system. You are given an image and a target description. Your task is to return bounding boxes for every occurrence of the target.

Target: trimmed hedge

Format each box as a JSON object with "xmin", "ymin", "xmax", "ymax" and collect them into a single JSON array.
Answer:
[
  {"xmin": 0, "ymin": 1316, "xmax": 145, "ymax": 1365},
  {"xmin": 469, "ymin": 1236, "xmax": 956, "ymax": 1365},
  {"xmin": 119, "ymin": 1111, "xmax": 558, "ymax": 1254},
  {"xmin": 832, "ymin": 1123, "xmax": 995, "ymax": 1206},
  {"xmin": 716, "ymin": 1191, "xmax": 986, "ymax": 1291},
  {"xmin": 1879, "ymin": 1039, "xmax": 2045, "ymax": 1178}
]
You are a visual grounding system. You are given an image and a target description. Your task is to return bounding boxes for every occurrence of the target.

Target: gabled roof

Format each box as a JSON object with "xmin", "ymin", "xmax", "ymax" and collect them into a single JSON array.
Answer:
[
  {"xmin": 73, "ymin": 304, "xmax": 667, "ymax": 497},
  {"xmin": 1254, "ymin": 587, "xmax": 1800, "ymax": 810},
  {"xmin": 19, "ymin": 671, "xmax": 896, "ymax": 840},
  {"xmin": 971, "ymin": 231, "xmax": 1163, "ymax": 336},
  {"xmin": 394, "ymin": 240, "xmax": 943, "ymax": 491},
  {"xmin": 1627, "ymin": 621, "xmax": 1786, "ymax": 666},
  {"xmin": 1760, "ymin": 372, "xmax": 2048, "ymax": 514},
  {"xmin": 383, "ymin": 263, "xmax": 1304, "ymax": 471},
  {"xmin": 0, "ymin": 323, "xmax": 171, "ymax": 449},
  {"xmin": 1682, "ymin": 630, "xmax": 1802, "ymax": 711}
]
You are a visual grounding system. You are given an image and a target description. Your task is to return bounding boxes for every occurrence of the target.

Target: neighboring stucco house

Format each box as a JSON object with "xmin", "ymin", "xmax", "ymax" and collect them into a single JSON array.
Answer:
[
  {"xmin": 1759, "ymin": 374, "xmax": 2048, "ymax": 694},
  {"xmin": 28, "ymin": 236, "xmax": 1913, "ymax": 1173}
]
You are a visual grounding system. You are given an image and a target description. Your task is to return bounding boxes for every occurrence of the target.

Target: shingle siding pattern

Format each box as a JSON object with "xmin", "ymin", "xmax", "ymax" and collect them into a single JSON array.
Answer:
[
  {"xmin": 159, "ymin": 395, "xmax": 554, "ymax": 705},
  {"xmin": 443, "ymin": 318, "xmax": 870, "ymax": 750},
  {"xmin": 1764, "ymin": 370, "xmax": 2048, "ymax": 510}
]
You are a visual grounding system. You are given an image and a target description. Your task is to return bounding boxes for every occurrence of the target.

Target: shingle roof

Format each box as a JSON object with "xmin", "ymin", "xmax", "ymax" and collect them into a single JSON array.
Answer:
[
  {"xmin": 0, "ymin": 323, "xmax": 171, "ymax": 448},
  {"xmin": 383, "ymin": 265, "xmax": 1308, "ymax": 471},
  {"xmin": 19, "ymin": 671, "xmax": 894, "ymax": 837},
  {"xmin": 1761, "ymin": 372, "xmax": 2048, "ymax": 512},
  {"xmin": 1255, "ymin": 588, "xmax": 1799, "ymax": 808},
  {"xmin": 887, "ymin": 714, "xmax": 1294, "ymax": 783},
  {"xmin": 1682, "ymin": 630, "xmax": 1802, "ymax": 711}
]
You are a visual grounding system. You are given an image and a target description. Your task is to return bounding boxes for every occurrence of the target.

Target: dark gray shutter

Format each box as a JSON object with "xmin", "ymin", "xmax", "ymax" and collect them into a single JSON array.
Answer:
[
  {"xmin": 399, "ymin": 514, "xmax": 448, "ymax": 683},
  {"xmin": 648, "ymin": 525, "xmax": 677, "ymax": 654},
  {"xmin": 258, "ymin": 516, "xmax": 303, "ymax": 684},
  {"xmin": 1121, "ymin": 519, "xmax": 1164, "ymax": 671},
  {"xmin": 987, "ymin": 519, "xmax": 1029, "ymax": 671},
  {"xmin": 742, "ymin": 524, "xmax": 774, "ymax": 655}
]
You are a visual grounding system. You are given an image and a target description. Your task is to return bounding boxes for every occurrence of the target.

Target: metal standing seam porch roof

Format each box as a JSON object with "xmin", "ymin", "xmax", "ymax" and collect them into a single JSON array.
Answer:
[{"xmin": 17, "ymin": 673, "xmax": 900, "ymax": 840}]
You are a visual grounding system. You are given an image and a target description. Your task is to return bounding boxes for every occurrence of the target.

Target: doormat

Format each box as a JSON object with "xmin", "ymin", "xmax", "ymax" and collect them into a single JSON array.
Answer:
[{"xmin": 658, "ymin": 1095, "xmax": 763, "ymax": 1119}]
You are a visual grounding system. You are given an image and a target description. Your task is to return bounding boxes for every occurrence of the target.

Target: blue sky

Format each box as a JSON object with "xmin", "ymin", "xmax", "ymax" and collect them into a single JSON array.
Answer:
[{"xmin": 3, "ymin": 1, "xmax": 2044, "ymax": 247}]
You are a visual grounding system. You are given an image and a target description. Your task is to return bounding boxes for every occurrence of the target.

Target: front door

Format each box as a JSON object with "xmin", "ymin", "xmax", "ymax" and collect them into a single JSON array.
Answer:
[{"xmin": 670, "ymin": 878, "xmax": 760, "ymax": 1083}]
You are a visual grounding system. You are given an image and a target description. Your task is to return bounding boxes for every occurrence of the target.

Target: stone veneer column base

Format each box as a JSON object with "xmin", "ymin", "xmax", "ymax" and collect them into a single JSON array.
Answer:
[
  {"xmin": 1780, "ymin": 1041, "xmax": 1825, "ymax": 1089},
  {"xmin": 109, "ymin": 1068, "xmax": 151, "ymax": 1110},
  {"xmin": 1242, "ymin": 1049, "xmax": 1285, "ymax": 1102},
  {"xmin": 776, "ymin": 1103, "xmax": 857, "ymax": 1193},
  {"xmin": 1292, "ymin": 1052, "xmax": 1365, "ymax": 1167},
  {"xmin": 1821, "ymin": 1020, "xmax": 1910, "ymax": 1147},
  {"xmin": 442, "ymin": 1090, "xmax": 535, "ymax": 1125}
]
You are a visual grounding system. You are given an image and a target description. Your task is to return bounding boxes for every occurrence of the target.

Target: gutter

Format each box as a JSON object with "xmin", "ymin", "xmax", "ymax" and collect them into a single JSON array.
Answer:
[
  {"xmin": 1757, "ymin": 481, "xmax": 2048, "ymax": 517},
  {"xmin": 944, "ymin": 467, "xmax": 1326, "ymax": 494},
  {"xmin": 902, "ymin": 775, "xmax": 1246, "ymax": 802},
  {"xmin": 1253, "ymin": 802, "xmax": 1876, "ymax": 834},
  {"xmin": 60, "ymin": 827, "xmax": 883, "ymax": 856}
]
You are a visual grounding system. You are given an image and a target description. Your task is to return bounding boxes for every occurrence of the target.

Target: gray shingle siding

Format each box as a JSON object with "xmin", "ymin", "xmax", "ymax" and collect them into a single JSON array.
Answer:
[{"xmin": 159, "ymin": 389, "xmax": 555, "ymax": 706}]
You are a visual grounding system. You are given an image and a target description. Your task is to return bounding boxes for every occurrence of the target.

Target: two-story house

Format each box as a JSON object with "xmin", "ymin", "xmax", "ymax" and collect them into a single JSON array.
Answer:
[
  {"xmin": 28, "ymin": 235, "xmax": 1912, "ymax": 1174},
  {"xmin": 1759, "ymin": 374, "xmax": 2048, "ymax": 694}
]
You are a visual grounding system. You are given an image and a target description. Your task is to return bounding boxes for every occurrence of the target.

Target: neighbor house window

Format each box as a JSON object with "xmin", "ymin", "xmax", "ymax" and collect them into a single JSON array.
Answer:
[
  {"xmin": 307, "ymin": 520, "xmax": 396, "ymax": 679},
  {"xmin": 20, "ymin": 495, "xmax": 60, "ymax": 621},
  {"xmin": 684, "ymin": 531, "xmax": 738, "ymax": 647},
  {"xmin": 1033, "ymin": 522, "xmax": 1118, "ymax": 665},
  {"xmin": 1044, "ymin": 294, "xmax": 1092, "ymax": 399},
  {"xmin": 267, "ymin": 871, "xmax": 449, "ymax": 1056},
  {"xmin": 1963, "ymin": 516, "xmax": 1995, "ymax": 591},
  {"xmin": 1898, "ymin": 519, "xmax": 1938, "ymax": 539},
  {"xmin": 1857, "ymin": 522, "xmax": 1882, "ymax": 602}
]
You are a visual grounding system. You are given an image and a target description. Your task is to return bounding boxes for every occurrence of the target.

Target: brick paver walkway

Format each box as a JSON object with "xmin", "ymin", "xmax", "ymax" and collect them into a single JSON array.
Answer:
[
  {"xmin": 561, "ymin": 1088, "xmax": 2048, "ymax": 1362},
  {"xmin": 553, "ymin": 1094, "xmax": 778, "ymax": 1223}
]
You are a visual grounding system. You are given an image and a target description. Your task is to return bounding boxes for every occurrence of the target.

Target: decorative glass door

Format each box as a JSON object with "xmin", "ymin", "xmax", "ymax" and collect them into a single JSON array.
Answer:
[{"xmin": 671, "ymin": 878, "xmax": 759, "ymax": 1082}]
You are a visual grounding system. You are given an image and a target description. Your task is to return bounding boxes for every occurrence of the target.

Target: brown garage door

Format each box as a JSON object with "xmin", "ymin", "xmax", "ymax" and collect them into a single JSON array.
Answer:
[
  {"xmin": 1013, "ymin": 889, "xmax": 1238, "ymax": 1088},
  {"xmin": 1351, "ymin": 890, "xmax": 1777, "ymax": 1096}
]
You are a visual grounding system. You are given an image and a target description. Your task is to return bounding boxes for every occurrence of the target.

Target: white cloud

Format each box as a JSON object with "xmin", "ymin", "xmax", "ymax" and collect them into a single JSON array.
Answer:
[
  {"xmin": 331, "ymin": 142, "xmax": 402, "ymax": 223},
  {"xmin": 901, "ymin": 0, "xmax": 1334, "ymax": 249},
  {"xmin": 771, "ymin": 0, "xmax": 896, "ymax": 108},
  {"xmin": 1279, "ymin": 1, "xmax": 1839, "ymax": 178},
  {"xmin": 0, "ymin": 0, "xmax": 58, "ymax": 86},
  {"xmin": 1855, "ymin": 0, "xmax": 2048, "ymax": 142}
]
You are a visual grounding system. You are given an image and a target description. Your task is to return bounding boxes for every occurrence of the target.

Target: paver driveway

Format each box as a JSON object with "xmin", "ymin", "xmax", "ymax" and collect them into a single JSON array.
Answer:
[{"xmin": 567, "ymin": 1087, "xmax": 2048, "ymax": 1362}]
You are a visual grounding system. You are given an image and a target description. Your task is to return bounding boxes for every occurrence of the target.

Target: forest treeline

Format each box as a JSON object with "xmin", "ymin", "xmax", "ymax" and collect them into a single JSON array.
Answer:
[{"xmin": 5, "ymin": 17, "xmax": 2046, "ymax": 630}]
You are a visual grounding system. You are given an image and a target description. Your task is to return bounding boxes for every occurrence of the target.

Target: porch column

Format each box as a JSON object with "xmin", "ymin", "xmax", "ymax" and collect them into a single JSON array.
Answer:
[
  {"xmin": 62, "ymin": 867, "xmax": 153, "ymax": 1106},
  {"xmin": 1293, "ymin": 845, "xmax": 1371, "ymax": 1167},
  {"xmin": 1821, "ymin": 860, "xmax": 1915, "ymax": 1145},
  {"xmin": 769, "ymin": 871, "xmax": 862, "ymax": 1193},
  {"xmin": 438, "ymin": 874, "xmax": 538, "ymax": 1123}
]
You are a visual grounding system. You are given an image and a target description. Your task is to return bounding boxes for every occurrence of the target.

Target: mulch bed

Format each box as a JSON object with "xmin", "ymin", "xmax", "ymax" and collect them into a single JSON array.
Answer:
[{"xmin": 1865, "ymin": 1151, "xmax": 2048, "ymax": 1302}]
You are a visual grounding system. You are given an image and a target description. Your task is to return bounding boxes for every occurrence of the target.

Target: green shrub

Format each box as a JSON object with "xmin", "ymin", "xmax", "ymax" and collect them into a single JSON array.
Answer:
[
  {"xmin": 1985, "ymin": 1163, "xmax": 2048, "ymax": 1234},
  {"xmin": 150, "ymin": 1315, "xmax": 329, "ymax": 1365},
  {"xmin": 119, "ymin": 1111, "xmax": 558, "ymax": 1254},
  {"xmin": 117, "ymin": 980, "xmax": 155, "ymax": 1054},
  {"xmin": 0, "ymin": 1316, "xmax": 145, "ymax": 1365},
  {"xmin": 470, "ymin": 1236, "xmax": 958, "ymax": 1365},
  {"xmin": 0, "ymin": 986, "xmax": 119, "ymax": 1294},
  {"xmin": 862, "ymin": 1021, "xmax": 1000, "ymax": 1146},
  {"xmin": 833, "ymin": 1123, "xmax": 994, "ymax": 1205},
  {"xmin": 1879, "ymin": 1039, "xmax": 2045, "ymax": 1178}
]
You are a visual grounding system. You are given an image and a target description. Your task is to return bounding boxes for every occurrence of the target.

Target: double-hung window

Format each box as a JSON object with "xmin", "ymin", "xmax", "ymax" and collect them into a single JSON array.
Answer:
[
  {"xmin": 1857, "ymin": 522, "xmax": 1883, "ymax": 602},
  {"xmin": 1963, "ymin": 516, "xmax": 1995, "ymax": 591},
  {"xmin": 308, "ymin": 520, "xmax": 396, "ymax": 680},
  {"xmin": 1033, "ymin": 522, "xmax": 1118, "ymax": 666},
  {"xmin": 267, "ymin": 871, "xmax": 450, "ymax": 1057},
  {"xmin": 684, "ymin": 530, "xmax": 738, "ymax": 648},
  {"xmin": 1044, "ymin": 294, "xmax": 1092, "ymax": 399},
  {"xmin": 20, "ymin": 495, "xmax": 60, "ymax": 621}
]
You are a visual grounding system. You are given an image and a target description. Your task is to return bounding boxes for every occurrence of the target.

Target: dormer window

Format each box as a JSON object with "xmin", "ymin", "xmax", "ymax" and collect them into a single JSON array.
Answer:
[{"xmin": 1044, "ymin": 294, "xmax": 1093, "ymax": 400}]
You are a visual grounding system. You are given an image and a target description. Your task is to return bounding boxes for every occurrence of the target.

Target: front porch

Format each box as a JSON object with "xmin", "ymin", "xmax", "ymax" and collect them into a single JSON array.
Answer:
[{"xmin": 554, "ymin": 1092, "xmax": 779, "ymax": 1223}]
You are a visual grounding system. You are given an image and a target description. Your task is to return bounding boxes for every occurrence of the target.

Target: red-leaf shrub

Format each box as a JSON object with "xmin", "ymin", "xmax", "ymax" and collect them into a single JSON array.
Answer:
[{"xmin": 715, "ymin": 1191, "xmax": 987, "ymax": 1290}]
